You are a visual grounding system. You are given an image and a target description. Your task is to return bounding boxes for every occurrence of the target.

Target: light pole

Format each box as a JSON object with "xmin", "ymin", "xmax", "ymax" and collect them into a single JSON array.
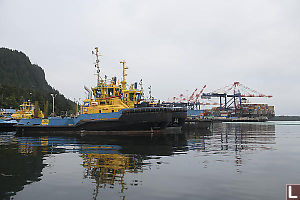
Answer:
[
  {"xmin": 50, "ymin": 94, "xmax": 57, "ymax": 116},
  {"xmin": 148, "ymin": 86, "xmax": 152, "ymax": 102},
  {"xmin": 78, "ymin": 98, "xmax": 81, "ymax": 115},
  {"xmin": 74, "ymin": 98, "xmax": 77, "ymax": 115}
]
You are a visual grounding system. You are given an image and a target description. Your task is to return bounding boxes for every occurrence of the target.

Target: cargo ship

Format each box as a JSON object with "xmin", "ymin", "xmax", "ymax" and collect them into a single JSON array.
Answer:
[{"xmin": 15, "ymin": 48, "xmax": 186, "ymax": 136}]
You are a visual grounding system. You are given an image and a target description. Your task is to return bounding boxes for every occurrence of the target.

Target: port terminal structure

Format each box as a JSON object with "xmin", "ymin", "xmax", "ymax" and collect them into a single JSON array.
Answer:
[
  {"xmin": 163, "ymin": 85, "xmax": 208, "ymax": 110},
  {"xmin": 201, "ymin": 82, "xmax": 273, "ymax": 118},
  {"xmin": 164, "ymin": 82, "xmax": 274, "ymax": 119}
]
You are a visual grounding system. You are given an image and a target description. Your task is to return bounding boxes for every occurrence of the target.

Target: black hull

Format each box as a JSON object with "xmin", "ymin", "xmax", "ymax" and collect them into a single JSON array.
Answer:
[
  {"xmin": 79, "ymin": 110, "xmax": 172, "ymax": 131},
  {"xmin": 0, "ymin": 122, "xmax": 17, "ymax": 132},
  {"xmin": 168, "ymin": 108, "xmax": 187, "ymax": 127},
  {"xmin": 16, "ymin": 108, "xmax": 175, "ymax": 136},
  {"xmin": 182, "ymin": 119, "xmax": 212, "ymax": 130}
]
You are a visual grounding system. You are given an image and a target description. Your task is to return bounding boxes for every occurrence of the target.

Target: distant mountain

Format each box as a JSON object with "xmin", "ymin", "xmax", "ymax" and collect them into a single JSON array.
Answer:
[{"xmin": 0, "ymin": 47, "xmax": 75, "ymax": 115}]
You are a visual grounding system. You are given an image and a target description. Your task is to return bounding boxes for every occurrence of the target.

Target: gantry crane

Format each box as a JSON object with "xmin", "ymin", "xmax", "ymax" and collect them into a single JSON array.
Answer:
[
  {"xmin": 201, "ymin": 82, "xmax": 272, "ymax": 116},
  {"xmin": 165, "ymin": 85, "xmax": 207, "ymax": 109}
]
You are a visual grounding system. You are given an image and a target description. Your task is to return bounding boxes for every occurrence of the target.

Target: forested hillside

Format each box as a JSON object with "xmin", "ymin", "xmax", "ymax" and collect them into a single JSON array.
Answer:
[{"xmin": 0, "ymin": 48, "xmax": 75, "ymax": 115}]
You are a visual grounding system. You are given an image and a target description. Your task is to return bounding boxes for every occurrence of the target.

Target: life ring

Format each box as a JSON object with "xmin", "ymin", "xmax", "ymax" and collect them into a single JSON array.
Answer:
[{"xmin": 200, "ymin": 113, "xmax": 204, "ymax": 117}]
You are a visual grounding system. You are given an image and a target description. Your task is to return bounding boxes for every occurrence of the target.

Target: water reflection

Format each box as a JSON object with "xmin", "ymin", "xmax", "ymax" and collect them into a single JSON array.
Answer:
[
  {"xmin": 187, "ymin": 123, "xmax": 276, "ymax": 172},
  {"xmin": 216, "ymin": 123, "xmax": 275, "ymax": 152},
  {"xmin": 0, "ymin": 133, "xmax": 189, "ymax": 199},
  {"xmin": 0, "ymin": 122, "xmax": 277, "ymax": 200},
  {"xmin": 0, "ymin": 134, "xmax": 46, "ymax": 200},
  {"xmin": 78, "ymin": 134, "xmax": 190, "ymax": 199},
  {"xmin": 80, "ymin": 145, "xmax": 142, "ymax": 199}
]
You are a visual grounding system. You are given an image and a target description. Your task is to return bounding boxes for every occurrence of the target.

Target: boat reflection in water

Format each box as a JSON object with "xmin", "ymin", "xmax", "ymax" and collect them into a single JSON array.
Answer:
[
  {"xmin": 0, "ymin": 122, "xmax": 276, "ymax": 200},
  {"xmin": 0, "ymin": 134, "xmax": 46, "ymax": 200},
  {"xmin": 78, "ymin": 133, "xmax": 191, "ymax": 199},
  {"xmin": 80, "ymin": 146, "xmax": 141, "ymax": 199},
  {"xmin": 0, "ymin": 131, "xmax": 189, "ymax": 199}
]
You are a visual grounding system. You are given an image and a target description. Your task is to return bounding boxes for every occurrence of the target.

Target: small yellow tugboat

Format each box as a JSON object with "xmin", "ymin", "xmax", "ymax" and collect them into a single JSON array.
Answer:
[
  {"xmin": 1, "ymin": 101, "xmax": 43, "ymax": 132},
  {"xmin": 11, "ymin": 101, "xmax": 44, "ymax": 119},
  {"xmin": 0, "ymin": 109, "xmax": 16, "ymax": 119}
]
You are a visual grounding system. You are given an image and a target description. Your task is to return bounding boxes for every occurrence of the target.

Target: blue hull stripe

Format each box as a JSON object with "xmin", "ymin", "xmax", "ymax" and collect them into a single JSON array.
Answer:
[{"xmin": 17, "ymin": 110, "xmax": 123, "ymax": 127}]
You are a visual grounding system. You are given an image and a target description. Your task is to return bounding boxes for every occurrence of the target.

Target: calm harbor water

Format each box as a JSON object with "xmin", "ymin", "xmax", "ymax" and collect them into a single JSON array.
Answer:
[{"xmin": 1, "ymin": 122, "xmax": 300, "ymax": 200}]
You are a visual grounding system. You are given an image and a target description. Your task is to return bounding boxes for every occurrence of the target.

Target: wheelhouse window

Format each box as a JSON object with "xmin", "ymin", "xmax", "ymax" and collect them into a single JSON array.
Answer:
[
  {"xmin": 83, "ymin": 102, "xmax": 90, "ymax": 107},
  {"xmin": 108, "ymin": 88, "xmax": 114, "ymax": 97},
  {"xmin": 129, "ymin": 93, "xmax": 134, "ymax": 101},
  {"xmin": 135, "ymin": 93, "xmax": 141, "ymax": 101},
  {"xmin": 94, "ymin": 89, "xmax": 101, "ymax": 98},
  {"xmin": 115, "ymin": 88, "xmax": 120, "ymax": 96}
]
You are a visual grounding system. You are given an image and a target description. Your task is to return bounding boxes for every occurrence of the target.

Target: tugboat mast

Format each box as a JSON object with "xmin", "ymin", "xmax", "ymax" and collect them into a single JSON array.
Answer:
[
  {"xmin": 120, "ymin": 60, "xmax": 128, "ymax": 90},
  {"xmin": 92, "ymin": 47, "xmax": 101, "ymax": 86}
]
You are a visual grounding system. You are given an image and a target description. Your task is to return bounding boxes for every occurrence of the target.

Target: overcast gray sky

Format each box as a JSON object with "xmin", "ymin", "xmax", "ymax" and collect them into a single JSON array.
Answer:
[{"xmin": 1, "ymin": 0, "xmax": 299, "ymax": 115}]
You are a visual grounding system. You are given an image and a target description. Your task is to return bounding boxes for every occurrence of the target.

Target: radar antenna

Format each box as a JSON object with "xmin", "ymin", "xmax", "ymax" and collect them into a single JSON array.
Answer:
[{"xmin": 92, "ymin": 47, "xmax": 102, "ymax": 86}]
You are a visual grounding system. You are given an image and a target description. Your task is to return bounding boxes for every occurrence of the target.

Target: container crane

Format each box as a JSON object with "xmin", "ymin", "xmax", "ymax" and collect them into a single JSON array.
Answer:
[
  {"xmin": 194, "ymin": 85, "xmax": 207, "ymax": 103},
  {"xmin": 188, "ymin": 88, "xmax": 198, "ymax": 102},
  {"xmin": 201, "ymin": 82, "xmax": 272, "ymax": 116}
]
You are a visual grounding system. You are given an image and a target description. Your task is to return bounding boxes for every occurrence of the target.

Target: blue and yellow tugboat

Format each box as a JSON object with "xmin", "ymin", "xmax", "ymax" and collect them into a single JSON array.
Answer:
[
  {"xmin": 11, "ymin": 101, "xmax": 44, "ymax": 119},
  {"xmin": 0, "ymin": 101, "xmax": 44, "ymax": 132},
  {"xmin": 16, "ymin": 48, "xmax": 185, "ymax": 136}
]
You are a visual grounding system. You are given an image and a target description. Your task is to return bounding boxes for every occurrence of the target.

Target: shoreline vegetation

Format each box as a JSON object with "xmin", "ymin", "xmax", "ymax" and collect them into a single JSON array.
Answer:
[{"xmin": 0, "ymin": 47, "xmax": 75, "ymax": 115}]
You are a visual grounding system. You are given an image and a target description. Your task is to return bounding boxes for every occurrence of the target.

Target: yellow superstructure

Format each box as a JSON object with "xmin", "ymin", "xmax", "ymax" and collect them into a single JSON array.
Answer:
[
  {"xmin": 122, "ymin": 85, "xmax": 142, "ymax": 108},
  {"xmin": 81, "ymin": 48, "xmax": 129, "ymax": 114},
  {"xmin": 119, "ymin": 60, "xmax": 143, "ymax": 108},
  {"xmin": 82, "ymin": 83, "xmax": 129, "ymax": 114},
  {"xmin": 81, "ymin": 47, "xmax": 157, "ymax": 114},
  {"xmin": 0, "ymin": 110, "xmax": 6, "ymax": 118},
  {"xmin": 11, "ymin": 101, "xmax": 44, "ymax": 119},
  {"xmin": 119, "ymin": 61, "xmax": 158, "ymax": 107}
]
